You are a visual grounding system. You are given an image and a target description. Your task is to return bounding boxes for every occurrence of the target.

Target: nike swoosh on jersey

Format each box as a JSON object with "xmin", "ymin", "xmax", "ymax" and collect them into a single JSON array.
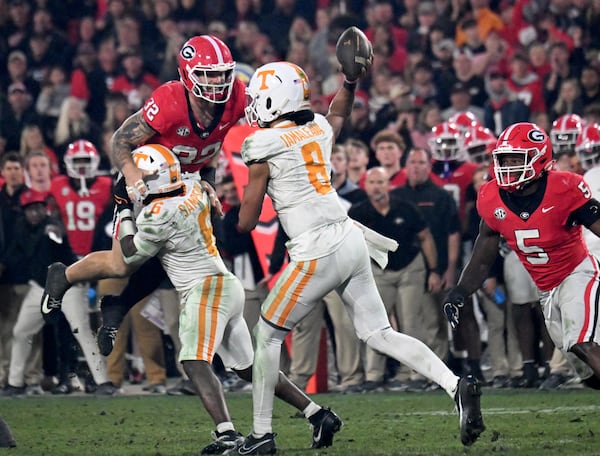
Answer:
[
  {"xmin": 219, "ymin": 122, "xmax": 230, "ymax": 131},
  {"xmin": 541, "ymin": 206, "xmax": 555, "ymax": 213}
]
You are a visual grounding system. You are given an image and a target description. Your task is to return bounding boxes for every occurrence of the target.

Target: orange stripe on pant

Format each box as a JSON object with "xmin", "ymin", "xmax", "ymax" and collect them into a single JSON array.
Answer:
[
  {"xmin": 265, "ymin": 262, "xmax": 305, "ymax": 322},
  {"xmin": 276, "ymin": 260, "xmax": 316, "ymax": 327},
  {"xmin": 195, "ymin": 275, "xmax": 223, "ymax": 362}
]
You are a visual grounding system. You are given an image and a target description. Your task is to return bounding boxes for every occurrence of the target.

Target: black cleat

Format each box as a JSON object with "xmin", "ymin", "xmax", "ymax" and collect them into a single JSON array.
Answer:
[
  {"xmin": 309, "ymin": 407, "xmax": 342, "ymax": 448},
  {"xmin": 225, "ymin": 433, "xmax": 277, "ymax": 455},
  {"xmin": 0, "ymin": 416, "xmax": 16, "ymax": 448},
  {"xmin": 454, "ymin": 375, "xmax": 485, "ymax": 446},
  {"xmin": 201, "ymin": 430, "xmax": 244, "ymax": 454},
  {"xmin": 41, "ymin": 262, "xmax": 70, "ymax": 324},
  {"xmin": 97, "ymin": 295, "xmax": 126, "ymax": 356},
  {"xmin": 0, "ymin": 385, "xmax": 25, "ymax": 397}
]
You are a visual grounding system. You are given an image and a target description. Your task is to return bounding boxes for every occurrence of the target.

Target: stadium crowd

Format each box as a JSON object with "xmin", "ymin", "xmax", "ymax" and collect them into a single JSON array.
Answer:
[{"xmin": 1, "ymin": 0, "xmax": 600, "ymax": 401}]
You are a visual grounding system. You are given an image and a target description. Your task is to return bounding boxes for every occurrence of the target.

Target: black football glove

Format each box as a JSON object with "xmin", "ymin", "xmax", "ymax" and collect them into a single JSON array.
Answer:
[
  {"xmin": 443, "ymin": 288, "xmax": 466, "ymax": 330},
  {"xmin": 113, "ymin": 176, "xmax": 133, "ymax": 212}
]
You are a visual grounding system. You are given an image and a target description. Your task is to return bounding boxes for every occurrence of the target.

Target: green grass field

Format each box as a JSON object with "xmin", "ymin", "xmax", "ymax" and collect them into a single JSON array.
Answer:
[{"xmin": 1, "ymin": 389, "xmax": 599, "ymax": 455}]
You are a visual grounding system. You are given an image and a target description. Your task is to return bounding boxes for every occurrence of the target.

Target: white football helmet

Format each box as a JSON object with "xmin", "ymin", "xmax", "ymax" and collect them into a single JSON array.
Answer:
[
  {"xmin": 131, "ymin": 144, "xmax": 184, "ymax": 202},
  {"xmin": 245, "ymin": 62, "xmax": 311, "ymax": 127}
]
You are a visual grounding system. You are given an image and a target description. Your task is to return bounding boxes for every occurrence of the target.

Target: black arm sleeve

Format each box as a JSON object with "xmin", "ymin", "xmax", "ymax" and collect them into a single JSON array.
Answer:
[
  {"xmin": 199, "ymin": 166, "xmax": 217, "ymax": 189},
  {"xmin": 567, "ymin": 199, "xmax": 600, "ymax": 228}
]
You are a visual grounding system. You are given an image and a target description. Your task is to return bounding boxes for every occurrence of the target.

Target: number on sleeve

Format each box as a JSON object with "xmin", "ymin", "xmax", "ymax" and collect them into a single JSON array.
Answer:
[
  {"xmin": 514, "ymin": 229, "xmax": 549, "ymax": 264},
  {"xmin": 300, "ymin": 141, "xmax": 332, "ymax": 195},
  {"xmin": 578, "ymin": 181, "xmax": 592, "ymax": 199},
  {"xmin": 143, "ymin": 98, "xmax": 159, "ymax": 121}
]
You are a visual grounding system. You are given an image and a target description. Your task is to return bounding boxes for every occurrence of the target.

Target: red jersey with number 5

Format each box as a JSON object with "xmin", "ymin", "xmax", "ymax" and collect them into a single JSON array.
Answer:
[
  {"xmin": 477, "ymin": 171, "xmax": 592, "ymax": 291},
  {"xmin": 142, "ymin": 79, "xmax": 246, "ymax": 173},
  {"xmin": 50, "ymin": 175, "xmax": 113, "ymax": 256}
]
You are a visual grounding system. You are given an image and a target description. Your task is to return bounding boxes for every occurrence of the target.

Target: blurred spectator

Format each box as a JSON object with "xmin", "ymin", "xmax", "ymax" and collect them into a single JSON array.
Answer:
[
  {"xmin": 30, "ymin": 8, "xmax": 71, "ymax": 69},
  {"xmin": 371, "ymin": 23, "xmax": 407, "ymax": 75},
  {"xmin": 259, "ymin": 0, "xmax": 307, "ymax": 60},
  {"xmin": 330, "ymin": 144, "xmax": 367, "ymax": 206},
  {"xmin": 1, "ymin": 50, "xmax": 40, "ymax": 100},
  {"xmin": 155, "ymin": 16, "xmax": 186, "ymax": 83},
  {"xmin": 370, "ymin": 130, "xmax": 407, "ymax": 190},
  {"xmin": 411, "ymin": 103, "xmax": 443, "ymax": 150},
  {"xmin": 35, "ymin": 65, "xmax": 71, "ymax": 139},
  {"xmin": 455, "ymin": 0, "xmax": 504, "ymax": 47},
  {"xmin": 543, "ymin": 42, "xmax": 584, "ymax": 111},
  {"xmin": 407, "ymin": 60, "xmax": 437, "ymax": 109},
  {"xmin": 449, "ymin": 49, "xmax": 488, "ymax": 108},
  {"xmin": 5, "ymin": 0, "xmax": 32, "ymax": 50},
  {"xmin": 506, "ymin": 51, "xmax": 546, "ymax": 114},
  {"xmin": 19, "ymin": 124, "xmax": 59, "ymax": 176},
  {"xmin": 77, "ymin": 16, "xmax": 100, "ymax": 49},
  {"xmin": 111, "ymin": 49, "xmax": 160, "ymax": 111},
  {"xmin": 578, "ymin": 65, "xmax": 600, "ymax": 107},
  {"xmin": 527, "ymin": 41, "xmax": 551, "ymax": 80},
  {"xmin": 96, "ymin": 37, "xmax": 120, "ymax": 93},
  {"xmin": 69, "ymin": 42, "xmax": 107, "ymax": 126},
  {"xmin": 231, "ymin": 20, "xmax": 262, "ymax": 65},
  {"xmin": 103, "ymin": 92, "xmax": 132, "ymax": 133},
  {"xmin": 442, "ymin": 82, "xmax": 485, "ymax": 123},
  {"xmin": 483, "ymin": 70, "xmax": 530, "ymax": 135},
  {"xmin": 550, "ymin": 78, "xmax": 584, "ymax": 120},
  {"xmin": 365, "ymin": 0, "xmax": 407, "ymax": 50},
  {"xmin": 221, "ymin": 0, "xmax": 261, "ymax": 30},
  {"xmin": 337, "ymin": 90, "xmax": 378, "ymax": 146},
  {"xmin": 172, "ymin": 0, "xmax": 206, "ymax": 36},
  {"xmin": 53, "ymin": 96, "xmax": 102, "ymax": 160},
  {"xmin": 0, "ymin": 82, "xmax": 41, "ymax": 152},
  {"xmin": 406, "ymin": 1, "xmax": 438, "ymax": 55},
  {"xmin": 345, "ymin": 138, "xmax": 371, "ymax": 185}
]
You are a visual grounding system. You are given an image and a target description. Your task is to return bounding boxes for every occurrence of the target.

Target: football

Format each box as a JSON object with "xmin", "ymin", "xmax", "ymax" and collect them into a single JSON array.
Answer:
[{"xmin": 335, "ymin": 26, "xmax": 373, "ymax": 81}]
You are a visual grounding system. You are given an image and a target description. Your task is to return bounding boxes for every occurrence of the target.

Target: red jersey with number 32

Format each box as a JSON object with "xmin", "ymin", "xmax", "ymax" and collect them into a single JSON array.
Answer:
[
  {"xmin": 477, "ymin": 171, "xmax": 592, "ymax": 291},
  {"xmin": 50, "ymin": 175, "xmax": 113, "ymax": 256},
  {"xmin": 142, "ymin": 79, "xmax": 246, "ymax": 173}
]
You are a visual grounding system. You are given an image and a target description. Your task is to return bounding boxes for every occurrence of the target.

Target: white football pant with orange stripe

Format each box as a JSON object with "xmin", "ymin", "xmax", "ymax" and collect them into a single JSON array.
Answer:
[
  {"xmin": 251, "ymin": 224, "xmax": 460, "ymax": 435},
  {"xmin": 178, "ymin": 272, "xmax": 253, "ymax": 370},
  {"xmin": 540, "ymin": 254, "xmax": 600, "ymax": 379}
]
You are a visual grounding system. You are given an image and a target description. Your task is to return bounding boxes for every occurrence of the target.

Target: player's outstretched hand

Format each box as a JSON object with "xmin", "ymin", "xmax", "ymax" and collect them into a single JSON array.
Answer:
[
  {"xmin": 123, "ymin": 164, "xmax": 156, "ymax": 204},
  {"xmin": 443, "ymin": 288, "xmax": 465, "ymax": 330},
  {"xmin": 201, "ymin": 181, "xmax": 223, "ymax": 217},
  {"xmin": 335, "ymin": 26, "xmax": 373, "ymax": 82}
]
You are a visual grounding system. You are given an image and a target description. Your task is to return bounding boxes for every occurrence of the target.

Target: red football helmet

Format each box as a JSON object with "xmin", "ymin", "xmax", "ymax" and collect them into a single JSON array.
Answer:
[
  {"xmin": 576, "ymin": 123, "xmax": 600, "ymax": 170},
  {"xmin": 178, "ymin": 35, "xmax": 236, "ymax": 103},
  {"xmin": 464, "ymin": 126, "xmax": 496, "ymax": 165},
  {"xmin": 428, "ymin": 121, "xmax": 464, "ymax": 161},
  {"xmin": 493, "ymin": 122, "xmax": 553, "ymax": 191},
  {"xmin": 448, "ymin": 111, "xmax": 481, "ymax": 134},
  {"xmin": 550, "ymin": 114, "xmax": 584, "ymax": 154},
  {"xmin": 64, "ymin": 140, "xmax": 100, "ymax": 179}
]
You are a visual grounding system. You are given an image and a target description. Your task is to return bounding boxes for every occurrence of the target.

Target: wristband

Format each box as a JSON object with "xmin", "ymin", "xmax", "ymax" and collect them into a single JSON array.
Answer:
[
  {"xmin": 343, "ymin": 78, "xmax": 358, "ymax": 91},
  {"xmin": 117, "ymin": 209, "xmax": 136, "ymax": 240}
]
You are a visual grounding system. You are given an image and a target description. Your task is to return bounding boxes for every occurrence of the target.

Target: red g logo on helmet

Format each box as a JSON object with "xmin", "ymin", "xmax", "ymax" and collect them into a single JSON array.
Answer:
[{"xmin": 493, "ymin": 122, "xmax": 552, "ymax": 191}]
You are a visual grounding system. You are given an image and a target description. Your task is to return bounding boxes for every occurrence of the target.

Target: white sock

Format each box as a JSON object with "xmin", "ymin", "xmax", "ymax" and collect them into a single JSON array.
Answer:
[
  {"xmin": 252, "ymin": 320, "xmax": 285, "ymax": 437},
  {"xmin": 216, "ymin": 422, "xmax": 234, "ymax": 434},
  {"xmin": 303, "ymin": 403, "xmax": 321, "ymax": 420}
]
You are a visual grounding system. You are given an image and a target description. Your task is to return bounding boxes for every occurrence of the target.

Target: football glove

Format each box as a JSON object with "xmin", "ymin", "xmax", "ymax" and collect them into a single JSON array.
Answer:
[
  {"xmin": 443, "ymin": 288, "xmax": 466, "ymax": 330},
  {"xmin": 113, "ymin": 176, "xmax": 133, "ymax": 212}
]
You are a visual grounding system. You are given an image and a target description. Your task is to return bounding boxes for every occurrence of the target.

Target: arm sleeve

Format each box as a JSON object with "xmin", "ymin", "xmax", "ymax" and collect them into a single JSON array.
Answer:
[{"xmin": 568, "ymin": 199, "xmax": 600, "ymax": 228}]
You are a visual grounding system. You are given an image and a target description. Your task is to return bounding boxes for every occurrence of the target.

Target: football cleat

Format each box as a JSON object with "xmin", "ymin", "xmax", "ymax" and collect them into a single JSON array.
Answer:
[
  {"xmin": 0, "ymin": 416, "xmax": 16, "ymax": 448},
  {"xmin": 225, "ymin": 433, "xmax": 277, "ymax": 455},
  {"xmin": 41, "ymin": 262, "xmax": 70, "ymax": 324},
  {"xmin": 454, "ymin": 375, "xmax": 485, "ymax": 446},
  {"xmin": 96, "ymin": 295, "xmax": 126, "ymax": 356},
  {"xmin": 309, "ymin": 407, "xmax": 343, "ymax": 448},
  {"xmin": 167, "ymin": 379, "xmax": 197, "ymax": 396},
  {"xmin": 201, "ymin": 430, "xmax": 244, "ymax": 455}
]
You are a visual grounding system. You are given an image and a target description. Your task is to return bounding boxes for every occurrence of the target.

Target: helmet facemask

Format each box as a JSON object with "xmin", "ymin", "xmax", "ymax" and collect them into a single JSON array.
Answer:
[{"xmin": 493, "ymin": 145, "xmax": 547, "ymax": 190}]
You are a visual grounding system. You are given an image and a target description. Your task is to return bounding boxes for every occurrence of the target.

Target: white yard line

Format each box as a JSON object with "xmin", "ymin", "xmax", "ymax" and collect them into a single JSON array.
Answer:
[{"xmin": 394, "ymin": 405, "xmax": 600, "ymax": 417}]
